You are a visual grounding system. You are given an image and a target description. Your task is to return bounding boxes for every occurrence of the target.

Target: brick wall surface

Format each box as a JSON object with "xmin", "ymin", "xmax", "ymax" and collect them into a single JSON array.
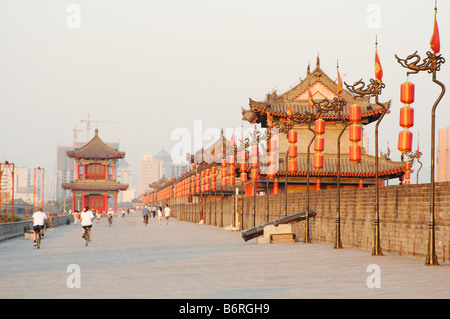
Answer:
[{"xmin": 171, "ymin": 182, "xmax": 450, "ymax": 261}]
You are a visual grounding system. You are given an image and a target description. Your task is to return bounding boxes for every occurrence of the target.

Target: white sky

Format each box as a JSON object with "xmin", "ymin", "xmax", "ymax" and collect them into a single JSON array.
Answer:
[{"xmin": 0, "ymin": 0, "xmax": 449, "ymax": 189}]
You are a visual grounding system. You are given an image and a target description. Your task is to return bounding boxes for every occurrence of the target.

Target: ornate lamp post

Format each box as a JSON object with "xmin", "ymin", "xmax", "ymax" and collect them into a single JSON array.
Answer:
[
  {"xmin": 395, "ymin": 5, "xmax": 445, "ymax": 266},
  {"xmin": 345, "ymin": 40, "xmax": 386, "ymax": 256}
]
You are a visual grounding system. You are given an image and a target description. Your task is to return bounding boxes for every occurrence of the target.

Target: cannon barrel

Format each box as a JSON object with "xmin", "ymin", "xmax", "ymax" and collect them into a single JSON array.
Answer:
[{"xmin": 241, "ymin": 209, "xmax": 316, "ymax": 242}]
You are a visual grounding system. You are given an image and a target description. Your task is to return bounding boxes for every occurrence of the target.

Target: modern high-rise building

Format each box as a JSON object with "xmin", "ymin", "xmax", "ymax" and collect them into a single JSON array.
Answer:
[
  {"xmin": 116, "ymin": 159, "xmax": 136, "ymax": 203},
  {"xmin": 138, "ymin": 154, "xmax": 163, "ymax": 196},
  {"xmin": 437, "ymin": 127, "xmax": 450, "ymax": 182}
]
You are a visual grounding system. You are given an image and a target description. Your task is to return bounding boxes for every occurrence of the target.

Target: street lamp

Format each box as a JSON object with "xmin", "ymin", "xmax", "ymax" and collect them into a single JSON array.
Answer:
[
  {"xmin": 345, "ymin": 39, "xmax": 386, "ymax": 256},
  {"xmin": 394, "ymin": 5, "xmax": 445, "ymax": 266}
]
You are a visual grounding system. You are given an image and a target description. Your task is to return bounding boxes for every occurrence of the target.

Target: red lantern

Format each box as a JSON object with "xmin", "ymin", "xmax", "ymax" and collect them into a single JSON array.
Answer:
[
  {"xmin": 398, "ymin": 130, "xmax": 413, "ymax": 154},
  {"xmin": 288, "ymin": 159, "xmax": 297, "ymax": 173},
  {"xmin": 211, "ymin": 166, "xmax": 216, "ymax": 175},
  {"xmin": 240, "ymin": 162, "xmax": 247, "ymax": 172},
  {"xmin": 229, "ymin": 165, "xmax": 235, "ymax": 176},
  {"xmin": 349, "ymin": 125, "xmax": 362, "ymax": 143},
  {"xmin": 251, "ymin": 169, "xmax": 259, "ymax": 181},
  {"xmin": 229, "ymin": 175, "xmax": 235, "ymax": 185},
  {"xmin": 228, "ymin": 155, "xmax": 235, "ymax": 165},
  {"xmin": 268, "ymin": 165, "xmax": 277, "ymax": 178},
  {"xmin": 400, "ymin": 81, "xmax": 415, "ymax": 105},
  {"xmin": 349, "ymin": 104, "xmax": 361, "ymax": 123},
  {"xmin": 405, "ymin": 170, "xmax": 411, "ymax": 179},
  {"xmin": 211, "ymin": 182, "xmax": 216, "ymax": 191},
  {"xmin": 405, "ymin": 161, "xmax": 412, "ymax": 170},
  {"xmin": 288, "ymin": 130, "xmax": 297, "ymax": 143},
  {"xmin": 288, "ymin": 145, "xmax": 297, "ymax": 158},
  {"xmin": 399, "ymin": 105, "xmax": 414, "ymax": 128},
  {"xmin": 241, "ymin": 172, "xmax": 247, "ymax": 183},
  {"xmin": 222, "ymin": 169, "xmax": 227, "ymax": 178},
  {"xmin": 221, "ymin": 159, "xmax": 227, "ymax": 168},
  {"xmin": 314, "ymin": 136, "xmax": 325, "ymax": 152},
  {"xmin": 251, "ymin": 156, "xmax": 258, "ymax": 169},
  {"xmin": 314, "ymin": 119, "xmax": 325, "ymax": 135},
  {"xmin": 349, "ymin": 144, "xmax": 361, "ymax": 163},
  {"xmin": 313, "ymin": 153, "xmax": 323, "ymax": 170},
  {"xmin": 221, "ymin": 178, "xmax": 227, "ymax": 187},
  {"xmin": 272, "ymin": 181, "xmax": 279, "ymax": 195}
]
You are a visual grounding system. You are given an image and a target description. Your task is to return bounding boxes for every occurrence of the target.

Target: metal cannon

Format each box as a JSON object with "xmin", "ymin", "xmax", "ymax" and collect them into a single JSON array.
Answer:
[{"xmin": 241, "ymin": 209, "xmax": 316, "ymax": 242}]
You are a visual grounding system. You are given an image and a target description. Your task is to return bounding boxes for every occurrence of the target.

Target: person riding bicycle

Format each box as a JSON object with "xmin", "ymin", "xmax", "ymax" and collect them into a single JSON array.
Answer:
[
  {"xmin": 80, "ymin": 206, "xmax": 94, "ymax": 242},
  {"xmin": 32, "ymin": 207, "xmax": 47, "ymax": 247},
  {"xmin": 142, "ymin": 206, "xmax": 149, "ymax": 224}
]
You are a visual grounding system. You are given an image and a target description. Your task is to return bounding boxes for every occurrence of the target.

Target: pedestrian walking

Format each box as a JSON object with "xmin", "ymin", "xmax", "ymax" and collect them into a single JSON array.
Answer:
[
  {"xmin": 152, "ymin": 205, "xmax": 157, "ymax": 218},
  {"xmin": 157, "ymin": 206, "xmax": 162, "ymax": 225},
  {"xmin": 164, "ymin": 204, "xmax": 171, "ymax": 225}
]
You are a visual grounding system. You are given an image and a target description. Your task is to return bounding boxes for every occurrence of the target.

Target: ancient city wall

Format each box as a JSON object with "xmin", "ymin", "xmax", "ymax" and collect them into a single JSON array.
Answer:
[{"xmin": 171, "ymin": 182, "xmax": 450, "ymax": 262}]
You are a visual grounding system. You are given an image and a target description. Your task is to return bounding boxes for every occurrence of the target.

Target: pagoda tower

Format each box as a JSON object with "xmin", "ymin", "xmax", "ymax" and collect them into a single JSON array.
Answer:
[
  {"xmin": 62, "ymin": 129, "xmax": 128, "ymax": 214},
  {"xmin": 241, "ymin": 58, "xmax": 406, "ymax": 190}
]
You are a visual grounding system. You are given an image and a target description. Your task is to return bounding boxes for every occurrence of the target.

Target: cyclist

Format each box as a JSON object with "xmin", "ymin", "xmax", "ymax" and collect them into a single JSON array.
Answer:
[
  {"xmin": 32, "ymin": 207, "xmax": 47, "ymax": 247},
  {"xmin": 80, "ymin": 206, "xmax": 94, "ymax": 243},
  {"xmin": 142, "ymin": 206, "xmax": 149, "ymax": 225}
]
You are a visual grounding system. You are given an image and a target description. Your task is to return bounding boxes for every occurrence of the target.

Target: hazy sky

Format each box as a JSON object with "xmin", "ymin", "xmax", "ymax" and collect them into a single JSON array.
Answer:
[{"xmin": 0, "ymin": 0, "xmax": 449, "ymax": 190}]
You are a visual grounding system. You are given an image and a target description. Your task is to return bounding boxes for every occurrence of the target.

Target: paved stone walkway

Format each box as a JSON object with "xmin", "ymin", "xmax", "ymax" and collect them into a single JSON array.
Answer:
[{"xmin": 1, "ymin": 214, "xmax": 449, "ymax": 299}]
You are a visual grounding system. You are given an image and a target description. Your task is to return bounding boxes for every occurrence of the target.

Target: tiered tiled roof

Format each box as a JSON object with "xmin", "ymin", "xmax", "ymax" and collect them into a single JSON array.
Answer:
[
  {"xmin": 67, "ymin": 129, "xmax": 125, "ymax": 159},
  {"xmin": 242, "ymin": 63, "xmax": 390, "ymax": 126}
]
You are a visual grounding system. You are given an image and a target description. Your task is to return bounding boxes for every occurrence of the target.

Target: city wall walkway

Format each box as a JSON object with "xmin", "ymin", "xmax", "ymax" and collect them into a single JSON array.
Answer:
[{"xmin": 1, "ymin": 214, "xmax": 449, "ymax": 299}]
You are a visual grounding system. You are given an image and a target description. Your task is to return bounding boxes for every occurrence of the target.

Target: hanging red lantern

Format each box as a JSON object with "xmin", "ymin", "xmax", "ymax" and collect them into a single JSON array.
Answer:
[
  {"xmin": 314, "ymin": 136, "xmax": 325, "ymax": 152},
  {"xmin": 221, "ymin": 159, "xmax": 227, "ymax": 168},
  {"xmin": 272, "ymin": 181, "xmax": 279, "ymax": 195},
  {"xmin": 221, "ymin": 178, "xmax": 227, "ymax": 187},
  {"xmin": 222, "ymin": 169, "xmax": 227, "ymax": 178},
  {"xmin": 229, "ymin": 165, "xmax": 235, "ymax": 176},
  {"xmin": 251, "ymin": 169, "xmax": 259, "ymax": 181},
  {"xmin": 268, "ymin": 165, "xmax": 277, "ymax": 178},
  {"xmin": 288, "ymin": 159, "xmax": 297, "ymax": 173},
  {"xmin": 399, "ymin": 105, "xmax": 414, "ymax": 128},
  {"xmin": 349, "ymin": 104, "xmax": 361, "ymax": 123},
  {"xmin": 288, "ymin": 145, "xmax": 297, "ymax": 158},
  {"xmin": 349, "ymin": 144, "xmax": 362, "ymax": 163},
  {"xmin": 398, "ymin": 130, "xmax": 413, "ymax": 154},
  {"xmin": 313, "ymin": 153, "xmax": 323, "ymax": 170},
  {"xmin": 405, "ymin": 161, "xmax": 412, "ymax": 170},
  {"xmin": 241, "ymin": 172, "xmax": 247, "ymax": 183},
  {"xmin": 400, "ymin": 81, "xmax": 415, "ymax": 105},
  {"xmin": 349, "ymin": 125, "xmax": 362, "ymax": 143},
  {"xmin": 229, "ymin": 175, "xmax": 235, "ymax": 186},
  {"xmin": 314, "ymin": 119, "xmax": 325, "ymax": 135},
  {"xmin": 288, "ymin": 130, "xmax": 297, "ymax": 143},
  {"xmin": 211, "ymin": 182, "xmax": 216, "ymax": 191}
]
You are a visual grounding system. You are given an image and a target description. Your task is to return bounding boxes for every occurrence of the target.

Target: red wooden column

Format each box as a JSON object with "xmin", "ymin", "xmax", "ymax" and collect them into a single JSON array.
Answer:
[
  {"xmin": 104, "ymin": 163, "xmax": 108, "ymax": 180},
  {"xmin": 104, "ymin": 194, "xmax": 108, "ymax": 212},
  {"xmin": 76, "ymin": 162, "xmax": 80, "ymax": 180},
  {"xmin": 72, "ymin": 193, "xmax": 76, "ymax": 213},
  {"xmin": 82, "ymin": 194, "xmax": 86, "ymax": 210},
  {"xmin": 114, "ymin": 193, "xmax": 118, "ymax": 215}
]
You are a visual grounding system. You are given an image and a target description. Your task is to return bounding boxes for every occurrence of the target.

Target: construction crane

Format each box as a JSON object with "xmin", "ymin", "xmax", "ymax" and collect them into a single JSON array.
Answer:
[
  {"xmin": 80, "ymin": 114, "xmax": 118, "ymax": 142},
  {"xmin": 73, "ymin": 124, "xmax": 83, "ymax": 150}
]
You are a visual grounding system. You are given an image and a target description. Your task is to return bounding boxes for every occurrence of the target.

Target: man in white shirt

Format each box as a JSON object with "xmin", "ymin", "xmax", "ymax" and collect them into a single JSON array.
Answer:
[
  {"xmin": 80, "ymin": 206, "xmax": 94, "ymax": 242},
  {"xmin": 164, "ymin": 204, "xmax": 171, "ymax": 225},
  {"xmin": 32, "ymin": 207, "xmax": 47, "ymax": 246}
]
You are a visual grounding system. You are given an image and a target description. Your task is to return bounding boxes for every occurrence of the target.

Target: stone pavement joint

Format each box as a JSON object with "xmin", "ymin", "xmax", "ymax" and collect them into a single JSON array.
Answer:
[{"xmin": 1, "ymin": 214, "xmax": 449, "ymax": 299}]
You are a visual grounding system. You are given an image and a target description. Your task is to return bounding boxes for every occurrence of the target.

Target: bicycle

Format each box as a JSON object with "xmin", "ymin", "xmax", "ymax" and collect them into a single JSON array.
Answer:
[
  {"xmin": 83, "ymin": 226, "xmax": 91, "ymax": 246},
  {"xmin": 35, "ymin": 226, "xmax": 42, "ymax": 249}
]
